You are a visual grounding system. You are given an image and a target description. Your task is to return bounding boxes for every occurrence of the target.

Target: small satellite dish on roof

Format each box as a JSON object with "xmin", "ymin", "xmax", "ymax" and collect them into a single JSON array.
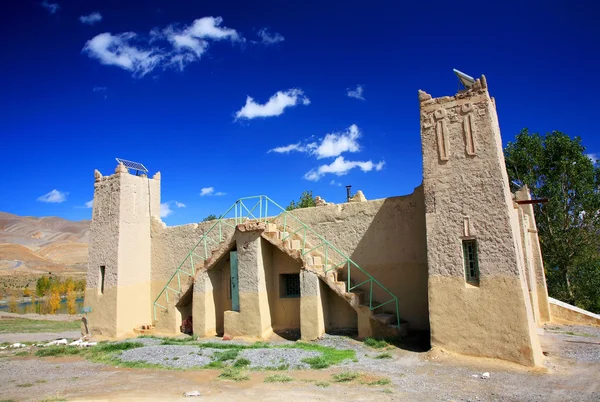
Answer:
[{"xmin": 453, "ymin": 69, "xmax": 476, "ymax": 89}]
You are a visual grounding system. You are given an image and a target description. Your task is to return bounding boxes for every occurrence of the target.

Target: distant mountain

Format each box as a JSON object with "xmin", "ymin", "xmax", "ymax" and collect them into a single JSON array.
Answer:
[{"xmin": 0, "ymin": 212, "xmax": 90, "ymax": 278}]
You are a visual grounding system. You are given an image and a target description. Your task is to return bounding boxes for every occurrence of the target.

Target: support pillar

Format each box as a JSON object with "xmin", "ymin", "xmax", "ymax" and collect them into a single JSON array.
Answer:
[
  {"xmin": 193, "ymin": 270, "xmax": 217, "ymax": 338},
  {"xmin": 223, "ymin": 230, "xmax": 272, "ymax": 338},
  {"xmin": 300, "ymin": 270, "xmax": 325, "ymax": 341}
]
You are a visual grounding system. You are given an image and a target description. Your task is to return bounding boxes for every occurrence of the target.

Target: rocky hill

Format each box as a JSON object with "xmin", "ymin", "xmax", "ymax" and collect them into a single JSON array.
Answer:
[{"xmin": 0, "ymin": 212, "xmax": 90, "ymax": 289}]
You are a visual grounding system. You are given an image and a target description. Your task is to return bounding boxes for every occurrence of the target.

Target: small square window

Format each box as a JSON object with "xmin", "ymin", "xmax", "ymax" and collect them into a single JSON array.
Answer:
[
  {"xmin": 462, "ymin": 240, "xmax": 479, "ymax": 284},
  {"xmin": 280, "ymin": 274, "xmax": 300, "ymax": 298}
]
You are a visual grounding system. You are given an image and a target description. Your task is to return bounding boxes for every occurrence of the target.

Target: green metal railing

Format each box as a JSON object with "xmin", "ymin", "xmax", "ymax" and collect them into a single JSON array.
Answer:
[{"xmin": 153, "ymin": 195, "xmax": 400, "ymax": 327}]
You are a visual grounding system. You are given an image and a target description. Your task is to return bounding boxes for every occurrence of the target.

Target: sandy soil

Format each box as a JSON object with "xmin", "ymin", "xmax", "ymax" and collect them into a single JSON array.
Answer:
[{"xmin": 0, "ymin": 324, "xmax": 599, "ymax": 401}]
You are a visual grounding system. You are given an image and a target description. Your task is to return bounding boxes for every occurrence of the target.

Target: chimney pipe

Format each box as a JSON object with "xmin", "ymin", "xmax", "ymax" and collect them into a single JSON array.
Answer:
[{"xmin": 345, "ymin": 185, "xmax": 352, "ymax": 202}]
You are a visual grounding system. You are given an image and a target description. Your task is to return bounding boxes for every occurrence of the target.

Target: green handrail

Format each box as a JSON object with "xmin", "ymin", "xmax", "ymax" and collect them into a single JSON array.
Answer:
[{"xmin": 153, "ymin": 195, "xmax": 401, "ymax": 327}]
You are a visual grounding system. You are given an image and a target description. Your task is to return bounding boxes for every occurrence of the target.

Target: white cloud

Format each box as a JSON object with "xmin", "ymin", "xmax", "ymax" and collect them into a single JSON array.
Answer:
[
  {"xmin": 160, "ymin": 200, "xmax": 186, "ymax": 218},
  {"xmin": 200, "ymin": 187, "xmax": 214, "ymax": 196},
  {"xmin": 347, "ymin": 85, "xmax": 365, "ymax": 100},
  {"xmin": 92, "ymin": 86, "xmax": 107, "ymax": 92},
  {"xmin": 83, "ymin": 33, "xmax": 163, "ymax": 78},
  {"xmin": 200, "ymin": 187, "xmax": 226, "ymax": 196},
  {"xmin": 268, "ymin": 142, "xmax": 317, "ymax": 154},
  {"xmin": 80, "ymin": 12, "xmax": 102, "ymax": 25},
  {"xmin": 313, "ymin": 124, "xmax": 361, "ymax": 159},
  {"xmin": 304, "ymin": 156, "xmax": 384, "ymax": 181},
  {"xmin": 83, "ymin": 16, "xmax": 242, "ymax": 77},
  {"xmin": 41, "ymin": 1, "xmax": 59, "ymax": 15},
  {"xmin": 235, "ymin": 89, "xmax": 310, "ymax": 120},
  {"xmin": 330, "ymin": 180, "xmax": 342, "ymax": 187},
  {"xmin": 84, "ymin": 200, "xmax": 94, "ymax": 208},
  {"xmin": 587, "ymin": 153, "xmax": 598, "ymax": 164},
  {"xmin": 268, "ymin": 124, "xmax": 361, "ymax": 159},
  {"xmin": 37, "ymin": 189, "xmax": 68, "ymax": 203},
  {"xmin": 257, "ymin": 28, "xmax": 284, "ymax": 45},
  {"xmin": 160, "ymin": 203, "xmax": 173, "ymax": 218}
]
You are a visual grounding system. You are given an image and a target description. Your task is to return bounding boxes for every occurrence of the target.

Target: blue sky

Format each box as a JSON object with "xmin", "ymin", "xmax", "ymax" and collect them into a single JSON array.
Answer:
[{"xmin": 1, "ymin": 0, "xmax": 598, "ymax": 225}]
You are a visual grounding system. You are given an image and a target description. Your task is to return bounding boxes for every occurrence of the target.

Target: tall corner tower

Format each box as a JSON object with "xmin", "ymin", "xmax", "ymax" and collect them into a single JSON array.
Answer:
[
  {"xmin": 419, "ymin": 75, "xmax": 543, "ymax": 366},
  {"xmin": 84, "ymin": 162, "xmax": 161, "ymax": 337}
]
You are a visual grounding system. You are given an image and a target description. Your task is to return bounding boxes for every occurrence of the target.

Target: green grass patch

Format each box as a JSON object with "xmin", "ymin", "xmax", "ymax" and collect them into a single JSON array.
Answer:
[
  {"xmin": 289, "ymin": 342, "xmax": 354, "ymax": 369},
  {"xmin": 374, "ymin": 352, "xmax": 392, "ymax": 359},
  {"xmin": 16, "ymin": 383, "xmax": 34, "ymax": 388},
  {"xmin": 302, "ymin": 356, "xmax": 328, "ymax": 369},
  {"xmin": 204, "ymin": 361, "xmax": 225, "ymax": 369},
  {"xmin": 363, "ymin": 338, "xmax": 389, "ymax": 349},
  {"xmin": 264, "ymin": 363, "xmax": 289, "ymax": 371},
  {"xmin": 218, "ymin": 367, "xmax": 250, "ymax": 382},
  {"xmin": 315, "ymin": 380, "xmax": 330, "ymax": 387},
  {"xmin": 264, "ymin": 374, "xmax": 293, "ymax": 383},
  {"xmin": 39, "ymin": 396, "xmax": 67, "ymax": 402},
  {"xmin": 360, "ymin": 377, "xmax": 392, "ymax": 386},
  {"xmin": 331, "ymin": 371, "xmax": 360, "ymax": 382},
  {"xmin": 0, "ymin": 318, "xmax": 81, "ymax": 334},
  {"xmin": 14, "ymin": 350, "xmax": 29, "ymax": 357},
  {"xmin": 35, "ymin": 346, "xmax": 83, "ymax": 357},
  {"xmin": 233, "ymin": 358, "xmax": 250, "ymax": 368},
  {"xmin": 214, "ymin": 349, "xmax": 239, "ymax": 362},
  {"xmin": 382, "ymin": 388, "xmax": 393, "ymax": 394}
]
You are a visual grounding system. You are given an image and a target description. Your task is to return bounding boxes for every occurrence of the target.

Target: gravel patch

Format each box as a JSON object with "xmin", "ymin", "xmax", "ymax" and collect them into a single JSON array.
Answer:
[
  {"xmin": 238, "ymin": 348, "xmax": 321, "ymax": 369},
  {"xmin": 119, "ymin": 345, "xmax": 216, "ymax": 368}
]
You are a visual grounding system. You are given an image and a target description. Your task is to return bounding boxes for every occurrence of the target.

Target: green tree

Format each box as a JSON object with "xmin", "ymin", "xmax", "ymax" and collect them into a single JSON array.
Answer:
[
  {"xmin": 202, "ymin": 214, "xmax": 218, "ymax": 222},
  {"xmin": 36, "ymin": 276, "xmax": 50, "ymax": 297},
  {"xmin": 286, "ymin": 191, "xmax": 317, "ymax": 211},
  {"xmin": 504, "ymin": 129, "xmax": 600, "ymax": 312}
]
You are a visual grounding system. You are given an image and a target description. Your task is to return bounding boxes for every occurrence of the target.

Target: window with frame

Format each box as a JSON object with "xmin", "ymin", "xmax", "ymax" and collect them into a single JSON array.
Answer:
[
  {"xmin": 462, "ymin": 240, "xmax": 479, "ymax": 284},
  {"xmin": 280, "ymin": 274, "xmax": 300, "ymax": 298}
]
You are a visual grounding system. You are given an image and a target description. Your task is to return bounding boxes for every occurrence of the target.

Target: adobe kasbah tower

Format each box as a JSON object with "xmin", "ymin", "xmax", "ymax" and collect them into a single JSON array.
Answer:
[
  {"xmin": 84, "ymin": 163, "xmax": 161, "ymax": 337},
  {"xmin": 84, "ymin": 73, "xmax": 551, "ymax": 367},
  {"xmin": 419, "ymin": 75, "xmax": 543, "ymax": 366}
]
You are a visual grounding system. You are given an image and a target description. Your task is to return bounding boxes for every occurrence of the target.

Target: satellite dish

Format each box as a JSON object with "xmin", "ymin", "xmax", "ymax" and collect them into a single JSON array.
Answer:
[{"xmin": 453, "ymin": 69, "xmax": 476, "ymax": 89}]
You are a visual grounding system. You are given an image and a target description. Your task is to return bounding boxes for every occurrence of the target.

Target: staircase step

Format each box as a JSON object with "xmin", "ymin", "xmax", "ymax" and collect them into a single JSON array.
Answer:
[
  {"xmin": 372, "ymin": 313, "xmax": 397, "ymax": 325},
  {"xmin": 350, "ymin": 290, "xmax": 366, "ymax": 304},
  {"xmin": 265, "ymin": 223, "xmax": 277, "ymax": 233},
  {"xmin": 290, "ymin": 239, "xmax": 301, "ymax": 250},
  {"xmin": 334, "ymin": 281, "xmax": 347, "ymax": 292},
  {"xmin": 325, "ymin": 270, "xmax": 337, "ymax": 282},
  {"xmin": 278, "ymin": 231, "xmax": 289, "ymax": 240},
  {"xmin": 306, "ymin": 255, "xmax": 322, "ymax": 266}
]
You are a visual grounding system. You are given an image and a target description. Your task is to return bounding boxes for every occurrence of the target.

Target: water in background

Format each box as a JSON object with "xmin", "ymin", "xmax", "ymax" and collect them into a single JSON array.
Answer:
[{"xmin": 0, "ymin": 298, "xmax": 84, "ymax": 315}]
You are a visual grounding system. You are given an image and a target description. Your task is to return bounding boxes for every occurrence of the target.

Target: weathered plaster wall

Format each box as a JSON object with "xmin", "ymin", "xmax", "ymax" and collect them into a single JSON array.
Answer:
[
  {"xmin": 549, "ymin": 297, "xmax": 600, "ymax": 326},
  {"xmin": 320, "ymin": 280, "xmax": 358, "ymax": 331},
  {"xmin": 192, "ymin": 252, "xmax": 232, "ymax": 337},
  {"xmin": 150, "ymin": 219, "xmax": 235, "ymax": 302},
  {"xmin": 419, "ymin": 79, "xmax": 543, "ymax": 366},
  {"xmin": 84, "ymin": 168, "xmax": 159, "ymax": 337},
  {"xmin": 115, "ymin": 172, "xmax": 155, "ymax": 336},
  {"xmin": 85, "ymin": 174, "xmax": 120, "ymax": 336},
  {"xmin": 287, "ymin": 190, "xmax": 429, "ymax": 330},
  {"xmin": 515, "ymin": 187, "xmax": 551, "ymax": 323},
  {"xmin": 267, "ymin": 245, "xmax": 301, "ymax": 331},
  {"xmin": 300, "ymin": 270, "xmax": 326, "ymax": 340},
  {"xmin": 223, "ymin": 230, "xmax": 272, "ymax": 338}
]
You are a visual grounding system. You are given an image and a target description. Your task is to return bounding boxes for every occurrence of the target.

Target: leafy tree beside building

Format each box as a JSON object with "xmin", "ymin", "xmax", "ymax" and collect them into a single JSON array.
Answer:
[{"xmin": 505, "ymin": 129, "xmax": 600, "ymax": 313}]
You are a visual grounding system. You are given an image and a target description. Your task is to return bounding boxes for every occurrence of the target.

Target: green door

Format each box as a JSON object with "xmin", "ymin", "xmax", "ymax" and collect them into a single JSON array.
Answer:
[{"xmin": 230, "ymin": 251, "xmax": 239, "ymax": 312}]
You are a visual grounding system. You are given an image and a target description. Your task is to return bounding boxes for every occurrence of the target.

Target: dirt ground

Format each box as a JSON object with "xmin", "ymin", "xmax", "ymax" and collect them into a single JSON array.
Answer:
[{"xmin": 0, "ymin": 323, "xmax": 599, "ymax": 401}]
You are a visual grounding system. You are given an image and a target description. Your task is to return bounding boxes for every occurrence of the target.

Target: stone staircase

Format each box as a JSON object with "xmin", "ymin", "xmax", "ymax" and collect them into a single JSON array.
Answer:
[
  {"xmin": 153, "ymin": 210, "xmax": 407, "ymax": 339},
  {"xmin": 260, "ymin": 222, "xmax": 408, "ymax": 338}
]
